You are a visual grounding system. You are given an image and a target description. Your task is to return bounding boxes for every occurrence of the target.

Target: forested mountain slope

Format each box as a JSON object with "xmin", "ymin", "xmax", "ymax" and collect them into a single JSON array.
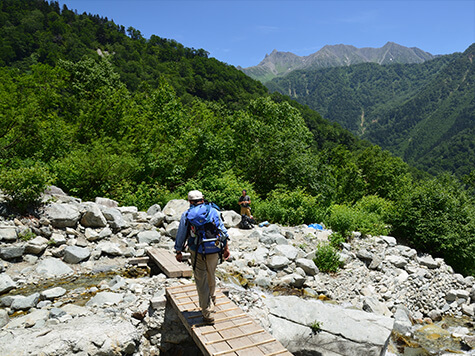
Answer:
[{"xmin": 266, "ymin": 45, "xmax": 475, "ymax": 177}]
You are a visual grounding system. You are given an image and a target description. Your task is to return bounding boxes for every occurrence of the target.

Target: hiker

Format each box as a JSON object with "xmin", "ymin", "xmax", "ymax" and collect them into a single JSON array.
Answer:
[
  {"xmin": 174, "ymin": 190, "xmax": 230, "ymax": 324},
  {"xmin": 238, "ymin": 189, "xmax": 251, "ymax": 217}
]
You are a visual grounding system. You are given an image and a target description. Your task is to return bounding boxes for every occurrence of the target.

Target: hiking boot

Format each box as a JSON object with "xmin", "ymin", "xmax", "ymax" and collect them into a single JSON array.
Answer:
[{"xmin": 202, "ymin": 315, "xmax": 215, "ymax": 324}]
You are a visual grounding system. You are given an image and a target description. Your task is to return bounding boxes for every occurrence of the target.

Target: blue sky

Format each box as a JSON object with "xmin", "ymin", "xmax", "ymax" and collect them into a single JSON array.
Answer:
[{"xmin": 57, "ymin": 0, "xmax": 475, "ymax": 68}]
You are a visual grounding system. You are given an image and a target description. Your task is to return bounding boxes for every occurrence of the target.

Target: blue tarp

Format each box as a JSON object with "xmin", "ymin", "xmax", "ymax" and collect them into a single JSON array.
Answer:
[{"xmin": 308, "ymin": 223, "xmax": 324, "ymax": 230}]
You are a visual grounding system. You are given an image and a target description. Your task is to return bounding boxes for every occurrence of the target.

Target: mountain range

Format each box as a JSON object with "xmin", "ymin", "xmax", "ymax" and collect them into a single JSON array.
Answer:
[
  {"xmin": 264, "ymin": 44, "xmax": 475, "ymax": 177},
  {"xmin": 240, "ymin": 42, "xmax": 435, "ymax": 82}
]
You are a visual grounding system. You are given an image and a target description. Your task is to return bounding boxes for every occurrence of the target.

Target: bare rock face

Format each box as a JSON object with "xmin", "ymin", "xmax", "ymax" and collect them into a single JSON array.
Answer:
[
  {"xmin": 0, "ymin": 314, "xmax": 139, "ymax": 356},
  {"xmin": 265, "ymin": 295, "xmax": 394, "ymax": 356}
]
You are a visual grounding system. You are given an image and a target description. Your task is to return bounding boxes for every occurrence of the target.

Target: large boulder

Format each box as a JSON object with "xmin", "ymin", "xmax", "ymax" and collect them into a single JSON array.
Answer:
[
  {"xmin": 0, "ymin": 314, "xmax": 139, "ymax": 355},
  {"xmin": 80, "ymin": 202, "xmax": 107, "ymax": 228},
  {"xmin": 63, "ymin": 246, "xmax": 91, "ymax": 264},
  {"xmin": 0, "ymin": 274, "xmax": 16, "ymax": 294},
  {"xmin": 162, "ymin": 199, "xmax": 189, "ymax": 222},
  {"xmin": 137, "ymin": 230, "xmax": 161, "ymax": 245},
  {"xmin": 100, "ymin": 207, "xmax": 129, "ymax": 230},
  {"xmin": 24, "ymin": 236, "xmax": 49, "ymax": 255},
  {"xmin": 0, "ymin": 246, "xmax": 25, "ymax": 261},
  {"xmin": 221, "ymin": 210, "xmax": 241, "ymax": 228},
  {"xmin": 45, "ymin": 203, "xmax": 81, "ymax": 228},
  {"xmin": 0, "ymin": 226, "xmax": 17, "ymax": 242},
  {"xmin": 266, "ymin": 295, "xmax": 394, "ymax": 356},
  {"xmin": 35, "ymin": 258, "xmax": 73, "ymax": 277}
]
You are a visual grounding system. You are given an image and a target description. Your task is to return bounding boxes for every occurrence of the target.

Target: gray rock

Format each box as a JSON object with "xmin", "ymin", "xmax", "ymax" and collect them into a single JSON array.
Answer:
[
  {"xmin": 393, "ymin": 305, "xmax": 414, "ymax": 336},
  {"xmin": 380, "ymin": 235, "xmax": 397, "ymax": 246},
  {"xmin": 97, "ymin": 241, "xmax": 123, "ymax": 256},
  {"xmin": 165, "ymin": 220, "xmax": 180, "ymax": 239},
  {"xmin": 149, "ymin": 212, "xmax": 165, "ymax": 227},
  {"xmin": 45, "ymin": 203, "xmax": 81, "ymax": 228},
  {"xmin": 266, "ymin": 295, "xmax": 394, "ymax": 356},
  {"xmin": 24, "ymin": 236, "xmax": 49, "ymax": 255},
  {"xmin": 100, "ymin": 207, "xmax": 129, "ymax": 230},
  {"xmin": 63, "ymin": 246, "xmax": 91, "ymax": 264},
  {"xmin": 36, "ymin": 257, "xmax": 73, "ymax": 276},
  {"xmin": 11, "ymin": 292, "xmax": 40, "ymax": 311},
  {"xmin": 386, "ymin": 255, "xmax": 408, "ymax": 268},
  {"xmin": 273, "ymin": 245, "xmax": 299, "ymax": 261},
  {"xmin": 80, "ymin": 202, "xmax": 107, "ymax": 228},
  {"xmin": 0, "ymin": 274, "xmax": 16, "ymax": 294},
  {"xmin": 84, "ymin": 228, "xmax": 100, "ymax": 241},
  {"xmin": 0, "ymin": 245, "xmax": 25, "ymax": 260},
  {"xmin": 162, "ymin": 199, "xmax": 189, "ymax": 221},
  {"xmin": 267, "ymin": 256, "xmax": 290, "ymax": 270},
  {"xmin": 222, "ymin": 210, "xmax": 241, "ymax": 228},
  {"xmin": 0, "ymin": 314, "xmax": 139, "ymax": 355},
  {"xmin": 86, "ymin": 291, "xmax": 124, "ymax": 307},
  {"xmin": 0, "ymin": 309, "xmax": 8, "ymax": 328},
  {"xmin": 363, "ymin": 296, "xmax": 392, "ymax": 317},
  {"xmin": 95, "ymin": 197, "xmax": 119, "ymax": 208},
  {"xmin": 147, "ymin": 204, "xmax": 161, "ymax": 216},
  {"xmin": 356, "ymin": 248, "xmax": 373, "ymax": 262},
  {"xmin": 49, "ymin": 232, "xmax": 66, "ymax": 246},
  {"xmin": 0, "ymin": 227, "xmax": 17, "ymax": 242},
  {"xmin": 280, "ymin": 273, "xmax": 306, "ymax": 288},
  {"xmin": 137, "ymin": 230, "xmax": 161, "ymax": 245},
  {"xmin": 275, "ymin": 235, "xmax": 289, "ymax": 245},
  {"xmin": 418, "ymin": 255, "xmax": 439, "ymax": 269},
  {"xmin": 99, "ymin": 227, "xmax": 113, "ymax": 239},
  {"xmin": 296, "ymin": 258, "xmax": 319, "ymax": 276},
  {"xmin": 41, "ymin": 287, "xmax": 67, "ymax": 300}
]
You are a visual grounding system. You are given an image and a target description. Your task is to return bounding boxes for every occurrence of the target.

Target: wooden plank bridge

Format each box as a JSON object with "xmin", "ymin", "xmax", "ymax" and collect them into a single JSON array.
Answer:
[
  {"xmin": 146, "ymin": 248, "xmax": 193, "ymax": 278},
  {"xmin": 166, "ymin": 283, "xmax": 293, "ymax": 356}
]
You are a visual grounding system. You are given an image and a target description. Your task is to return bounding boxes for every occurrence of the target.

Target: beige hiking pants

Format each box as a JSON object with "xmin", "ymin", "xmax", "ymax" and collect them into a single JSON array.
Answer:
[{"xmin": 190, "ymin": 251, "xmax": 219, "ymax": 318}]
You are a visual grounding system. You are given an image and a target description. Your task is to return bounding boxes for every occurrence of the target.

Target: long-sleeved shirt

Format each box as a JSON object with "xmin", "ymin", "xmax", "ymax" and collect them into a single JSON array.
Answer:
[{"xmin": 174, "ymin": 203, "xmax": 229, "ymax": 253}]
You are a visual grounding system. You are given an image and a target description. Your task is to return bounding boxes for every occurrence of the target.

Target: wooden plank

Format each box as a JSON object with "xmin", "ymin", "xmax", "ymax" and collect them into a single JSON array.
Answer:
[
  {"xmin": 166, "ymin": 285, "xmax": 293, "ymax": 356},
  {"xmin": 128, "ymin": 256, "xmax": 150, "ymax": 265},
  {"xmin": 146, "ymin": 248, "xmax": 193, "ymax": 278}
]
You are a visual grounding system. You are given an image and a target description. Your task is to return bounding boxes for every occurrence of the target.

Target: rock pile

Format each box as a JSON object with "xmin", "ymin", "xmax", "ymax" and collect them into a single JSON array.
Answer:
[{"xmin": 0, "ymin": 188, "xmax": 474, "ymax": 355}]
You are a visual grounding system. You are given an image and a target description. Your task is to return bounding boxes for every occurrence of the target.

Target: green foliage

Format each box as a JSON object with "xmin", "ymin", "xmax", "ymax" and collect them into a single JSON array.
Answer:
[
  {"xmin": 310, "ymin": 320, "xmax": 323, "ymax": 334},
  {"xmin": 253, "ymin": 187, "xmax": 324, "ymax": 225},
  {"xmin": 326, "ymin": 204, "xmax": 356, "ymax": 237},
  {"xmin": 51, "ymin": 140, "xmax": 141, "ymax": 201},
  {"xmin": 0, "ymin": 163, "xmax": 53, "ymax": 212},
  {"xmin": 18, "ymin": 230, "xmax": 36, "ymax": 241},
  {"xmin": 110, "ymin": 181, "xmax": 179, "ymax": 211},
  {"xmin": 329, "ymin": 232, "xmax": 346, "ymax": 249},
  {"xmin": 326, "ymin": 197, "xmax": 391, "ymax": 238},
  {"xmin": 266, "ymin": 50, "xmax": 475, "ymax": 178},
  {"xmin": 313, "ymin": 242, "xmax": 343, "ymax": 273},
  {"xmin": 390, "ymin": 174, "xmax": 475, "ymax": 275},
  {"xmin": 174, "ymin": 171, "xmax": 257, "ymax": 212}
]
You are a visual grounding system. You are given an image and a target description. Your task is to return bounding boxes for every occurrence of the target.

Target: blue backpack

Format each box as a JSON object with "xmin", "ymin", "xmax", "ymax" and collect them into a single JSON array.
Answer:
[{"xmin": 186, "ymin": 202, "xmax": 224, "ymax": 256}]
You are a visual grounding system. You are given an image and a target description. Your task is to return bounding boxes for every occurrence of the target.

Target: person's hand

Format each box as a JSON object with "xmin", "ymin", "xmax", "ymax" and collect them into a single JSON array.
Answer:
[
  {"xmin": 223, "ymin": 246, "xmax": 230, "ymax": 260},
  {"xmin": 176, "ymin": 251, "xmax": 182, "ymax": 262}
]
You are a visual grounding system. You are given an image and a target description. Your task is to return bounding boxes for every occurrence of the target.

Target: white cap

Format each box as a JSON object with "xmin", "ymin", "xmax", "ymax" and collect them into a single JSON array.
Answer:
[{"xmin": 187, "ymin": 190, "xmax": 203, "ymax": 201}]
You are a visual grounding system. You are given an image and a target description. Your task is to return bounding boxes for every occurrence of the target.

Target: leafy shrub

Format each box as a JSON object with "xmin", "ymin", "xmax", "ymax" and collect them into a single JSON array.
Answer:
[
  {"xmin": 325, "ymin": 204, "xmax": 356, "ymax": 237},
  {"xmin": 390, "ymin": 174, "xmax": 475, "ymax": 275},
  {"xmin": 52, "ymin": 141, "xmax": 140, "ymax": 201},
  {"xmin": 0, "ymin": 164, "xmax": 53, "ymax": 212},
  {"xmin": 313, "ymin": 241, "xmax": 343, "ymax": 273},
  {"xmin": 175, "ymin": 171, "xmax": 257, "ymax": 212},
  {"xmin": 329, "ymin": 232, "xmax": 346, "ymax": 248},
  {"xmin": 326, "ymin": 197, "xmax": 391, "ymax": 238},
  {"xmin": 110, "ymin": 181, "xmax": 180, "ymax": 211},
  {"xmin": 253, "ymin": 187, "xmax": 324, "ymax": 225},
  {"xmin": 18, "ymin": 230, "xmax": 36, "ymax": 241}
]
